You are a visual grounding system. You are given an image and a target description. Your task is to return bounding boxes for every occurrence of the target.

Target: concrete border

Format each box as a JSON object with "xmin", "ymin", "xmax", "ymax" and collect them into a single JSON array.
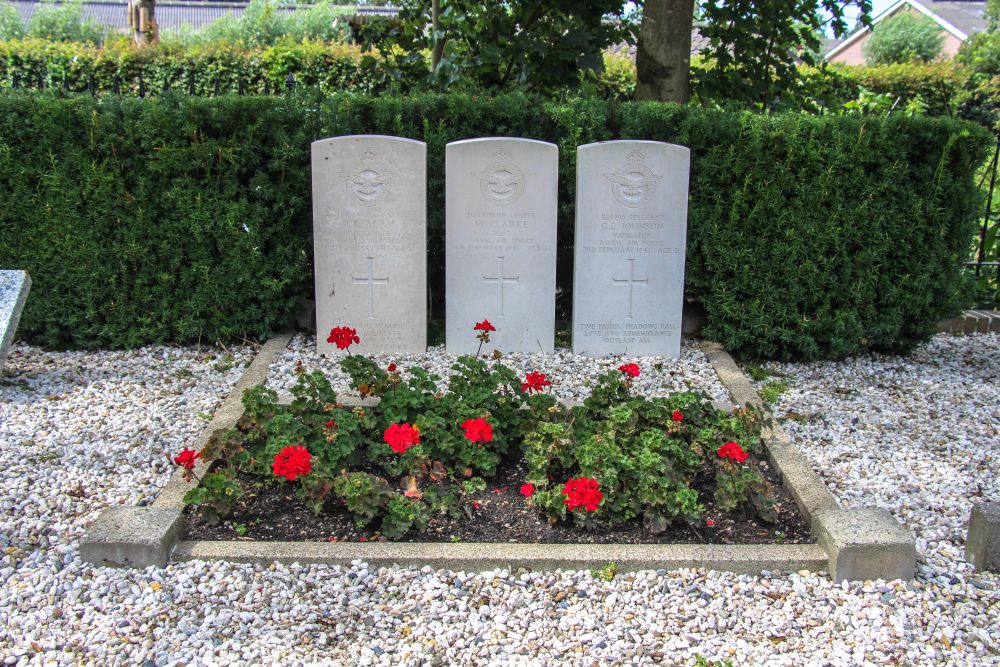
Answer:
[
  {"xmin": 173, "ymin": 540, "xmax": 827, "ymax": 575},
  {"xmin": 699, "ymin": 341, "xmax": 840, "ymax": 523},
  {"xmin": 80, "ymin": 332, "xmax": 294, "ymax": 567},
  {"xmin": 169, "ymin": 344, "xmax": 825, "ymax": 576},
  {"xmin": 700, "ymin": 340, "xmax": 916, "ymax": 582},
  {"xmin": 87, "ymin": 335, "xmax": 915, "ymax": 581},
  {"xmin": 152, "ymin": 333, "xmax": 295, "ymax": 510}
]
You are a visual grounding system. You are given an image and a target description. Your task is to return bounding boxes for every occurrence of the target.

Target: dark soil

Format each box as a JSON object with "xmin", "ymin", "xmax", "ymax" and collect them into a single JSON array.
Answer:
[{"xmin": 185, "ymin": 454, "xmax": 814, "ymax": 546}]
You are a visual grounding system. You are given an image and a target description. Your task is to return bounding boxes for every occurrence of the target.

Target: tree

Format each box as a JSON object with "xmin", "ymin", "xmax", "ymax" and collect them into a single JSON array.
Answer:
[
  {"xmin": 636, "ymin": 0, "xmax": 872, "ymax": 107},
  {"xmin": 635, "ymin": 0, "xmax": 694, "ymax": 102},
  {"xmin": 385, "ymin": 0, "xmax": 634, "ymax": 93},
  {"xmin": 863, "ymin": 11, "xmax": 944, "ymax": 65},
  {"xmin": 0, "ymin": 3, "xmax": 25, "ymax": 40},
  {"xmin": 127, "ymin": 0, "xmax": 159, "ymax": 44},
  {"xmin": 26, "ymin": 0, "xmax": 105, "ymax": 43}
]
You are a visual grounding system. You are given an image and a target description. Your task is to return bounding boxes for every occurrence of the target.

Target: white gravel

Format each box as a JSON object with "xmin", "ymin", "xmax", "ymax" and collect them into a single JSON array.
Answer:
[
  {"xmin": 267, "ymin": 334, "xmax": 730, "ymax": 402},
  {"xmin": 0, "ymin": 333, "xmax": 997, "ymax": 666}
]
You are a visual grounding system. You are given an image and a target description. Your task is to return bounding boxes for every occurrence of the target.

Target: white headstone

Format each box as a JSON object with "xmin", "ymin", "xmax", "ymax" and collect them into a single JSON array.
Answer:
[
  {"xmin": 312, "ymin": 135, "xmax": 426, "ymax": 355},
  {"xmin": 446, "ymin": 138, "xmax": 558, "ymax": 354},
  {"xmin": 0, "ymin": 270, "xmax": 31, "ymax": 375},
  {"xmin": 572, "ymin": 141, "xmax": 690, "ymax": 358}
]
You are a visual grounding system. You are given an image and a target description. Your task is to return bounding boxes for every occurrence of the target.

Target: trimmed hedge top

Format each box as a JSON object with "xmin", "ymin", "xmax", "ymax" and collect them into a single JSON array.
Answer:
[{"xmin": 0, "ymin": 92, "xmax": 990, "ymax": 359}]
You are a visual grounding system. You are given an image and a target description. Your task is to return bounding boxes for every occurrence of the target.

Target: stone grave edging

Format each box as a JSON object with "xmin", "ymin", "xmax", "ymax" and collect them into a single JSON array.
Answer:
[
  {"xmin": 79, "ymin": 332, "xmax": 295, "ymax": 569},
  {"xmin": 699, "ymin": 341, "xmax": 916, "ymax": 582},
  {"xmin": 82, "ymin": 334, "xmax": 913, "ymax": 581}
]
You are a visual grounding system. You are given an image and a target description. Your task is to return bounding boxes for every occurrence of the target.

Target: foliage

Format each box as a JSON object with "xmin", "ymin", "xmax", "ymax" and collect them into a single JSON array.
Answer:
[
  {"xmin": 178, "ymin": 334, "xmax": 546, "ymax": 535},
  {"xmin": 0, "ymin": 93, "xmax": 989, "ymax": 358},
  {"xmin": 163, "ymin": 0, "xmax": 352, "ymax": 48},
  {"xmin": 24, "ymin": 0, "xmax": 105, "ymax": 44},
  {"xmin": 379, "ymin": 0, "xmax": 634, "ymax": 94},
  {"xmin": 178, "ymin": 325, "xmax": 778, "ymax": 538},
  {"xmin": 332, "ymin": 471, "xmax": 394, "ymax": 526},
  {"xmin": 380, "ymin": 495, "xmax": 430, "ymax": 538},
  {"xmin": 957, "ymin": 29, "xmax": 1000, "ymax": 130},
  {"xmin": 0, "ymin": 93, "xmax": 310, "ymax": 348},
  {"xmin": 758, "ymin": 380, "xmax": 789, "ymax": 406},
  {"xmin": 863, "ymin": 11, "xmax": 945, "ymax": 66},
  {"xmin": 845, "ymin": 62, "xmax": 967, "ymax": 117},
  {"xmin": 692, "ymin": 0, "xmax": 872, "ymax": 108},
  {"xmin": 968, "ymin": 142, "xmax": 1000, "ymax": 309},
  {"xmin": 522, "ymin": 370, "xmax": 772, "ymax": 530},
  {"xmin": 0, "ymin": 4, "xmax": 24, "ymax": 41},
  {"xmin": 581, "ymin": 51, "xmax": 637, "ymax": 102},
  {"xmin": 0, "ymin": 38, "xmax": 397, "ymax": 95},
  {"xmin": 182, "ymin": 471, "xmax": 244, "ymax": 525},
  {"xmin": 591, "ymin": 561, "xmax": 618, "ymax": 582}
]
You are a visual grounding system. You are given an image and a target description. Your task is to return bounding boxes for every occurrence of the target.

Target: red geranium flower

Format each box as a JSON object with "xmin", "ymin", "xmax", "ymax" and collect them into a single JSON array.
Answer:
[
  {"xmin": 173, "ymin": 448, "xmax": 201, "ymax": 470},
  {"xmin": 272, "ymin": 445, "xmax": 312, "ymax": 481},
  {"xmin": 618, "ymin": 363, "xmax": 641, "ymax": 378},
  {"xmin": 461, "ymin": 417, "xmax": 493, "ymax": 443},
  {"xmin": 384, "ymin": 422, "xmax": 421, "ymax": 454},
  {"xmin": 327, "ymin": 326, "xmax": 360, "ymax": 350},
  {"xmin": 474, "ymin": 319, "xmax": 496, "ymax": 332},
  {"xmin": 324, "ymin": 419, "xmax": 336, "ymax": 429},
  {"xmin": 672, "ymin": 410, "xmax": 684, "ymax": 422},
  {"xmin": 521, "ymin": 371, "xmax": 551, "ymax": 394},
  {"xmin": 520, "ymin": 483, "xmax": 535, "ymax": 497},
  {"xmin": 717, "ymin": 441, "xmax": 748, "ymax": 463},
  {"xmin": 562, "ymin": 477, "xmax": 602, "ymax": 512},
  {"xmin": 387, "ymin": 363, "xmax": 397, "ymax": 372}
]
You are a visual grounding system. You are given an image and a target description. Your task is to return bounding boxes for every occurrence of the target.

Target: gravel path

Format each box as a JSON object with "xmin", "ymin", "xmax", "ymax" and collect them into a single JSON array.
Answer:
[{"xmin": 0, "ymin": 333, "xmax": 997, "ymax": 666}]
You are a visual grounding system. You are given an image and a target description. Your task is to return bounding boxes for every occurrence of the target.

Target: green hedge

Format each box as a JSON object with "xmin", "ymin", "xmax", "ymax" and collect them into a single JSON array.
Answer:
[
  {"xmin": 0, "ymin": 92, "xmax": 989, "ymax": 358},
  {"xmin": 0, "ymin": 38, "xmax": 406, "ymax": 95}
]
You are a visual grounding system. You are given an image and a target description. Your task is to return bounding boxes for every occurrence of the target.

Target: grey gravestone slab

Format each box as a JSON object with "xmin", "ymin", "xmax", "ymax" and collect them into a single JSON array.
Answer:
[
  {"xmin": 966, "ymin": 501, "xmax": 1000, "ymax": 572},
  {"xmin": 312, "ymin": 136, "xmax": 427, "ymax": 355},
  {"xmin": 446, "ymin": 138, "xmax": 558, "ymax": 354},
  {"xmin": 573, "ymin": 141, "xmax": 690, "ymax": 358},
  {"xmin": 0, "ymin": 270, "xmax": 31, "ymax": 375}
]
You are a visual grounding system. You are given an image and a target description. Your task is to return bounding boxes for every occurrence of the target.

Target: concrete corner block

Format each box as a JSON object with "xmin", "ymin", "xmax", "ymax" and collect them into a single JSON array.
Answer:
[
  {"xmin": 80, "ymin": 506, "xmax": 184, "ymax": 569},
  {"xmin": 966, "ymin": 502, "xmax": 1000, "ymax": 573},
  {"xmin": 813, "ymin": 507, "xmax": 915, "ymax": 582}
]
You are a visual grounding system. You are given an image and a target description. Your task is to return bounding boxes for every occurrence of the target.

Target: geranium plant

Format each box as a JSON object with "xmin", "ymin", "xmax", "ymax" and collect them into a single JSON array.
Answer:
[{"xmin": 178, "ymin": 321, "xmax": 777, "ymax": 538}]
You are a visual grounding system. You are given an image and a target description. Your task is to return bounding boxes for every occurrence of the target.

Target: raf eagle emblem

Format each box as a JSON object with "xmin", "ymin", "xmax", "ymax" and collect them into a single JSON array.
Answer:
[
  {"xmin": 605, "ymin": 150, "xmax": 661, "ymax": 208},
  {"xmin": 475, "ymin": 149, "xmax": 525, "ymax": 206},
  {"xmin": 342, "ymin": 147, "xmax": 390, "ymax": 205}
]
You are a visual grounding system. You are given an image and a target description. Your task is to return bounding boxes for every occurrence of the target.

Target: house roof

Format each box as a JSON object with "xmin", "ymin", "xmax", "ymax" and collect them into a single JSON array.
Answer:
[
  {"xmin": 608, "ymin": 26, "xmax": 713, "ymax": 61},
  {"xmin": 928, "ymin": 1, "xmax": 989, "ymax": 36},
  {"xmin": 825, "ymin": 0, "xmax": 987, "ymax": 60},
  {"xmin": 8, "ymin": 1, "xmax": 398, "ymax": 34}
]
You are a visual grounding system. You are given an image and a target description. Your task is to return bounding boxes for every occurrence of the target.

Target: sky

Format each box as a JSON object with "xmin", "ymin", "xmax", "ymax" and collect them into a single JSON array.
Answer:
[{"xmin": 842, "ymin": 0, "xmax": 899, "ymax": 32}]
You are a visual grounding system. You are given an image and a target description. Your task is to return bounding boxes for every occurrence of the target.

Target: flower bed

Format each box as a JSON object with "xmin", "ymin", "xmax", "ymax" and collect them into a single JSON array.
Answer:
[{"xmin": 178, "ymin": 323, "xmax": 811, "ymax": 545}]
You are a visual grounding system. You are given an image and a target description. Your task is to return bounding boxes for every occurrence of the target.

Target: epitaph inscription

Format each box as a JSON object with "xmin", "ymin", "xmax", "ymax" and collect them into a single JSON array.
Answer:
[
  {"xmin": 446, "ymin": 138, "xmax": 558, "ymax": 354},
  {"xmin": 573, "ymin": 141, "xmax": 690, "ymax": 358},
  {"xmin": 312, "ymin": 135, "xmax": 426, "ymax": 354}
]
